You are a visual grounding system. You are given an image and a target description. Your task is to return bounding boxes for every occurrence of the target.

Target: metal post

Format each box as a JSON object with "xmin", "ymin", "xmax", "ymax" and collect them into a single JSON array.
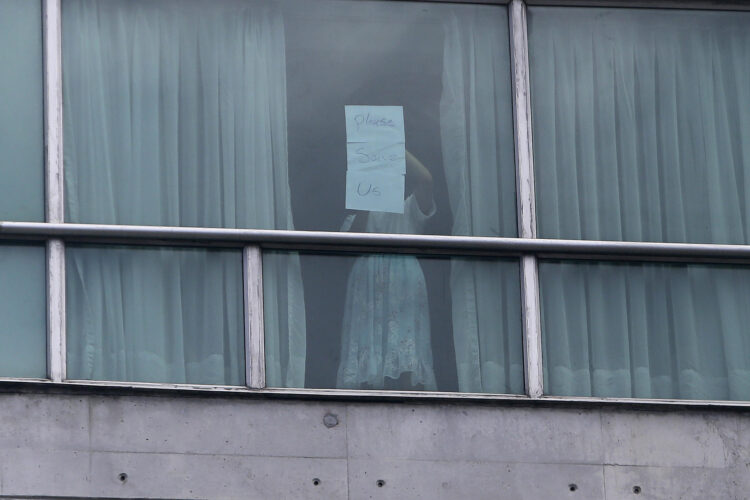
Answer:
[
  {"xmin": 510, "ymin": 0, "xmax": 543, "ymax": 398},
  {"xmin": 44, "ymin": 0, "xmax": 66, "ymax": 383},
  {"xmin": 244, "ymin": 246, "xmax": 266, "ymax": 389}
]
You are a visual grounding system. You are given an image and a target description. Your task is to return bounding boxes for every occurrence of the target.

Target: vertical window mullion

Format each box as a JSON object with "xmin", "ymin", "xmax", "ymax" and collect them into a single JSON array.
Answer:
[
  {"xmin": 44, "ymin": 0, "xmax": 65, "ymax": 382},
  {"xmin": 244, "ymin": 245, "xmax": 266, "ymax": 389},
  {"xmin": 520, "ymin": 255, "xmax": 542, "ymax": 397},
  {"xmin": 510, "ymin": 0, "xmax": 543, "ymax": 398}
]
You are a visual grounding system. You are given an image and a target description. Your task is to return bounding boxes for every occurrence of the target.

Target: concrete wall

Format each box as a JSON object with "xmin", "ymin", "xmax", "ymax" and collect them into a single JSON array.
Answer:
[{"xmin": 0, "ymin": 390, "xmax": 748, "ymax": 499}]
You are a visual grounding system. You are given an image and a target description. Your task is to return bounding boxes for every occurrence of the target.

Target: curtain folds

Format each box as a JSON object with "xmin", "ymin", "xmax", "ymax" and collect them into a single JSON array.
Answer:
[
  {"xmin": 440, "ymin": 10, "xmax": 523, "ymax": 394},
  {"xmin": 540, "ymin": 262, "xmax": 750, "ymax": 401},
  {"xmin": 63, "ymin": 0, "xmax": 305, "ymax": 386},
  {"xmin": 66, "ymin": 246, "xmax": 245, "ymax": 385},
  {"xmin": 530, "ymin": 8, "xmax": 750, "ymax": 399},
  {"xmin": 531, "ymin": 9, "xmax": 750, "ymax": 245}
]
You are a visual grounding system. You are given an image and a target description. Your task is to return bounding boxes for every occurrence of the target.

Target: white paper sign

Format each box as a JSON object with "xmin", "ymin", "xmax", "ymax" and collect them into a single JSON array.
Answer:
[
  {"xmin": 345, "ymin": 105, "xmax": 406, "ymax": 213},
  {"xmin": 346, "ymin": 142, "xmax": 406, "ymax": 174},
  {"xmin": 345, "ymin": 170, "xmax": 405, "ymax": 214},
  {"xmin": 345, "ymin": 105, "xmax": 405, "ymax": 143}
]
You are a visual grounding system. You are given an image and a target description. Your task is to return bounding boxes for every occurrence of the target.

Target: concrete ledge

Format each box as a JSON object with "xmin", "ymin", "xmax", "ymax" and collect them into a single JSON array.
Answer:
[{"xmin": 0, "ymin": 392, "xmax": 747, "ymax": 499}]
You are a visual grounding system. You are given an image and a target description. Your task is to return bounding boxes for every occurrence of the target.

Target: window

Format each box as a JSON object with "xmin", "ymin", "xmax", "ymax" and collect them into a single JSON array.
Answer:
[
  {"xmin": 264, "ymin": 252, "xmax": 523, "ymax": 393},
  {"xmin": 66, "ymin": 245, "xmax": 244, "ymax": 385},
  {"xmin": 2, "ymin": 0, "xmax": 750, "ymax": 405},
  {"xmin": 62, "ymin": 0, "xmax": 517, "ymax": 238},
  {"xmin": 529, "ymin": 7, "xmax": 750, "ymax": 400},
  {"xmin": 0, "ymin": 245, "xmax": 46, "ymax": 378},
  {"xmin": 530, "ymin": 7, "xmax": 750, "ymax": 245},
  {"xmin": 0, "ymin": 0, "xmax": 44, "ymax": 222},
  {"xmin": 60, "ymin": 0, "xmax": 523, "ymax": 392},
  {"xmin": 540, "ymin": 260, "xmax": 750, "ymax": 400},
  {"xmin": 0, "ymin": 0, "xmax": 45, "ymax": 378}
]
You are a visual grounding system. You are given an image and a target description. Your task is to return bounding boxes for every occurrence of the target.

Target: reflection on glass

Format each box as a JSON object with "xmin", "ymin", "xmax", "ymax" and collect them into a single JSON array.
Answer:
[
  {"xmin": 0, "ymin": 245, "xmax": 46, "ymax": 378},
  {"xmin": 0, "ymin": 0, "xmax": 44, "ymax": 221},
  {"xmin": 63, "ymin": 0, "xmax": 516, "ymax": 237},
  {"xmin": 66, "ymin": 246, "xmax": 244, "ymax": 385},
  {"xmin": 530, "ymin": 8, "xmax": 750, "ymax": 244},
  {"xmin": 264, "ymin": 252, "xmax": 523, "ymax": 394},
  {"xmin": 541, "ymin": 261, "xmax": 750, "ymax": 401}
]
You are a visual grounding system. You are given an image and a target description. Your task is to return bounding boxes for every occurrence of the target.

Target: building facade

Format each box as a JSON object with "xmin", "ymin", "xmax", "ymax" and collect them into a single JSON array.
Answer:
[{"xmin": 1, "ymin": 0, "xmax": 749, "ymax": 497}]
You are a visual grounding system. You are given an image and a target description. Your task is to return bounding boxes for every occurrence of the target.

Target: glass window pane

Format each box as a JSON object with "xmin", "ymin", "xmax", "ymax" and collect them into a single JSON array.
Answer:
[
  {"xmin": 540, "ymin": 260, "xmax": 750, "ymax": 401},
  {"xmin": 0, "ymin": 244, "xmax": 46, "ymax": 378},
  {"xmin": 0, "ymin": 0, "xmax": 44, "ymax": 221},
  {"xmin": 66, "ymin": 245, "xmax": 244, "ymax": 385},
  {"xmin": 264, "ymin": 251, "xmax": 523, "ymax": 394},
  {"xmin": 529, "ymin": 8, "xmax": 750, "ymax": 244},
  {"xmin": 62, "ymin": 0, "xmax": 516, "ymax": 237}
]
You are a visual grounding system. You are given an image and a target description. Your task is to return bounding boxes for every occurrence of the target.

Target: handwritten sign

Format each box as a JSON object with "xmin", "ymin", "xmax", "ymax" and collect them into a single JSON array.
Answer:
[
  {"xmin": 345, "ymin": 105, "xmax": 405, "ymax": 213},
  {"xmin": 346, "ymin": 142, "xmax": 406, "ymax": 174},
  {"xmin": 345, "ymin": 106, "xmax": 405, "ymax": 143},
  {"xmin": 345, "ymin": 170, "xmax": 405, "ymax": 214}
]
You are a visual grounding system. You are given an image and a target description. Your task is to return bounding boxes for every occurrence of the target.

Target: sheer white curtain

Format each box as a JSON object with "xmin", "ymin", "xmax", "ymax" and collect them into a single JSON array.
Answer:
[
  {"xmin": 63, "ymin": 0, "xmax": 305, "ymax": 386},
  {"xmin": 530, "ymin": 8, "xmax": 750, "ymax": 399},
  {"xmin": 440, "ymin": 9, "xmax": 523, "ymax": 394}
]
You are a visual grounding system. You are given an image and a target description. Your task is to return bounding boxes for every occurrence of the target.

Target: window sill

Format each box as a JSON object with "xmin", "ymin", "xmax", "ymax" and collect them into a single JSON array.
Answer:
[{"xmin": 1, "ymin": 377, "xmax": 750, "ymax": 412}]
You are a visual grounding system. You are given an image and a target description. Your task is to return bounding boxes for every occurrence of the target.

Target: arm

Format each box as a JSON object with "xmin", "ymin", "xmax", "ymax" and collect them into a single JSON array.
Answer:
[
  {"xmin": 405, "ymin": 150, "xmax": 434, "ymax": 214},
  {"xmin": 349, "ymin": 211, "xmax": 369, "ymax": 232}
]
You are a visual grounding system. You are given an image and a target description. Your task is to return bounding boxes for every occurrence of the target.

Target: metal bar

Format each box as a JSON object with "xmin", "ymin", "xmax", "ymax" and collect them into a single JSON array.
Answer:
[
  {"xmin": 10, "ymin": 222, "xmax": 750, "ymax": 260},
  {"xmin": 43, "ymin": 0, "xmax": 65, "ymax": 383},
  {"xmin": 520, "ymin": 255, "xmax": 543, "ymax": 396},
  {"xmin": 510, "ymin": 0, "xmax": 543, "ymax": 398},
  {"xmin": 257, "ymin": 388, "xmax": 750, "ymax": 408},
  {"xmin": 44, "ymin": 0, "xmax": 64, "ymax": 225},
  {"xmin": 5, "ymin": 378, "xmax": 750, "ymax": 411},
  {"xmin": 510, "ymin": 1, "xmax": 536, "ymax": 242},
  {"xmin": 349, "ymin": 0, "xmax": 511, "ymax": 4},
  {"xmin": 46, "ymin": 240, "xmax": 66, "ymax": 382},
  {"xmin": 525, "ymin": 0, "xmax": 750, "ymax": 10},
  {"xmin": 339, "ymin": 0, "xmax": 749, "ymax": 8},
  {"xmin": 244, "ymin": 246, "xmax": 266, "ymax": 389}
]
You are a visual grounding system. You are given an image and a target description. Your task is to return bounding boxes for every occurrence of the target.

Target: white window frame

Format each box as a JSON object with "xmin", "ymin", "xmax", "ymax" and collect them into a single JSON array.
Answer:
[{"xmin": 1, "ymin": 0, "xmax": 750, "ymax": 408}]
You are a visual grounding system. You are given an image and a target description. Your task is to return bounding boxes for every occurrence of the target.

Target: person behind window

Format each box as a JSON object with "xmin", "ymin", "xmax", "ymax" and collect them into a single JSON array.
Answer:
[{"xmin": 337, "ymin": 151, "xmax": 438, "ymax": 390}]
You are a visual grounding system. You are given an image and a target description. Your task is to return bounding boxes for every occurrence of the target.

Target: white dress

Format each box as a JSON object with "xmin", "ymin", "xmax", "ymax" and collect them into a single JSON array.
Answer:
[{"xmin": 337, "ymin": 194, "xmax": 438, "ymax": 390}]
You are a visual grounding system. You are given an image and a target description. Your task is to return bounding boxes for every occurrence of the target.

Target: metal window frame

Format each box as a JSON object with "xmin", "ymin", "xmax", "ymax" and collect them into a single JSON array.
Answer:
[
  {"xmin": 509, "ymin": 0, "xmax": 543, "ymax": 399},
  {"xmin": 5, "ymin": 0, "xmax": 748, "ymax": 407},
  {"xmin": 43, "ymin": 0, "xmax": 65, "ymax": 383},
  {"xmin": 525, "ymin": 0, "xmax": 750, "ymax": 10},
  {"xmin": 244, "ymin": 246, "xmax": 266, "ymax": 389}
]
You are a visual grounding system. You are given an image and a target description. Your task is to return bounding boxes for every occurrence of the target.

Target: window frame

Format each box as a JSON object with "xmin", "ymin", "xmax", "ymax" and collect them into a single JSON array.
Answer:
[{"xmin": 2, "ymin": 0, "xmax": 750, "ymax": 408}]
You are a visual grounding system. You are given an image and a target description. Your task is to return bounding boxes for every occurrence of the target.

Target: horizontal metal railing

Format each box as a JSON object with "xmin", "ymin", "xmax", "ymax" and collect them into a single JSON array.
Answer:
[{"xmin": 5, "ymin": 221, "xmax": 750, "ymax": 262}]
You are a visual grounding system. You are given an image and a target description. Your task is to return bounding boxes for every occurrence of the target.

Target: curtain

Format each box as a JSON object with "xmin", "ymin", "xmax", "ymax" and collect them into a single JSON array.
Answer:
[
  {"xmin": 540, "ymin": 262, "xmax": 750, "ymax": 401},
  {"xmin": 66, "ymin": 246, "xmax": 245, "ymax": 385},
  {"xmin": 440, "ymin": 9, "xmax": 523, "ymax": 393},
  {"xmin": 530, "ymin": 8, "xmax": 750, "ymax": 399},
  {"xmin": 63, "ymin": 0, "xmax": 305, "ymax": 386}
]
